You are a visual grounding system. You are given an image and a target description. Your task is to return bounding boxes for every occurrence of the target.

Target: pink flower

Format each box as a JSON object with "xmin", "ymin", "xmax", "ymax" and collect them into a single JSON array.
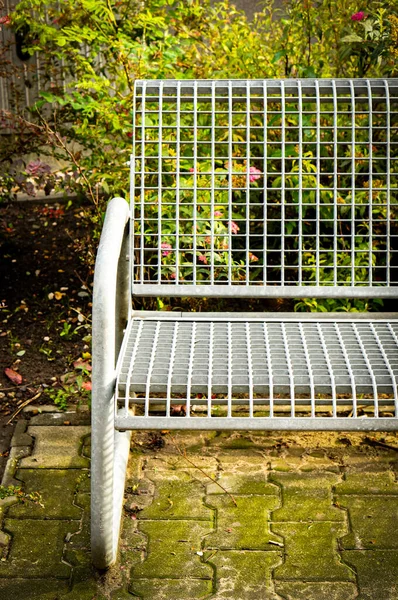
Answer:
[
  {"xmin": 198, "ymin": 254, "xmax": 208, "ymax": 264},
  {"xmin": 189, "ymin": 167, "xmax": 195, "ymax": 173},
  {"xmin": 214, "ymin": 211, "xmax": 223, "ymax": 217},
  {"xmin": 230, "ymin": 221, "xmax": 239, "ymax": 234},
  {"xmin": 351, "ymin": 11, "xmax": 366, "ymax": 21},
  {"xmin": 249, "ymin": 253, "xmax": 259, "ymax": 262},
  {"xmin": 0, "ymin": 15, "xmax": 11, "ymax": 26},
  {"xmin": 161, "ymin": 242, "xmax": 172, "ymax": 256},
  {"xmin": 249, "ymin": 166, "xmax": 262, "ymax": 182},
  {"xmin": 170, "ymin": 272, "xmax": 177, "ymax": 279},
  {"xmin": 82, "ymin": 381, "xmax": 92, "ymax": 391}
]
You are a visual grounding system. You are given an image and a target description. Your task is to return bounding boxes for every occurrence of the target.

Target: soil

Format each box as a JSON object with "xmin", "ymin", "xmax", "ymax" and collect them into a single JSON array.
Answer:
[{"xmin": 0, "ymin": 200, "xmax": 94, "ymax": 475}]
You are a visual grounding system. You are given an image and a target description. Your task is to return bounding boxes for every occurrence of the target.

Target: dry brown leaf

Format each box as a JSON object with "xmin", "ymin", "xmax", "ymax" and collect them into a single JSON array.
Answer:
[{"xmin": 4, "ymin": 367, "xmax": 22, "ymax": 385}]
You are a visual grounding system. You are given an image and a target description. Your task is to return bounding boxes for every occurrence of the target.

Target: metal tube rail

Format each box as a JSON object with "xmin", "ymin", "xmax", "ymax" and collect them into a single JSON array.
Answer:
[{"xmin": 91, "ymin": 197, "xmax": 130, "ymax": 569}]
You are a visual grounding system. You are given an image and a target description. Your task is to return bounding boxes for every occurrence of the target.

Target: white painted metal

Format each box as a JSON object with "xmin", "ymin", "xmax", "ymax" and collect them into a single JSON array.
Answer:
[
  {"xmin": 131, "ymin": 78, "xmax": 398, "ymax": 294},
  {"xmin": 91, "ymin": 197, "xmax": 130, "ymax": 569}
]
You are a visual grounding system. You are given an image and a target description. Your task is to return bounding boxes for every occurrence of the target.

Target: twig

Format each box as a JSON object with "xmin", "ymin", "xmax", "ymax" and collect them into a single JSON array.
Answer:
[
  {"xmin": 363, "ymin": 436, "xmax": 398, "ymax": 452},
  {"xmin": 6, "ymin": 390, "xmax": 43, "ymax": 424},
  {"xmin": 169, "ymin": 435, "xmax": 237, "ymax": 506},
  {"xmin": 0, "ymin": 383, "xmax": 33, "ymax": 392},
  {"xmin": 35, "ymin": 111, "xmax": 98, "ymax": 208}
]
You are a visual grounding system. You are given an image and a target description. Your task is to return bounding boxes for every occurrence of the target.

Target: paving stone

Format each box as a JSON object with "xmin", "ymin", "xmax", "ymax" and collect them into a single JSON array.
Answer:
[
  {"xmin": 120, "ymin": 516, "xmax": 146, "ymax": 564},
  {"xmin": 10, "ymin": 420, "xmax": 33, "ymax": 448},
  {"xmin": 0, "ymin": 497, "xmax": 18, "ymax": 511},
  {"xmin": 111, "ymin": 589, "xmax": 137, "ymax": 600},
  {"xmin": 129, "ymin": 578, "xmax": 213, "ymax": 599},
  {"xmin": 0, "ymin": 530, "xmax": 10, "ymax": 548},
  {"xmin": 208, "ymin": 550, "xmax": 282, "ymax": 599},
  {"xmin": 124, "ymin": 477, "xmax": 154, "ymax": 513},
  {"xmin": 0, "ymin": 578, "xmax": 70, "ymax": 600},
  {"xmin": 206, "ymin": 473, "xmax": 279, "ymax": 496},
  {"xmin": 270, "ymin": 472, "xmax": 345, "ymax": 522},
  {"xmin": 19, "ymin": 426, "xmax": 90, "ymax": 468},
  {"xmin": 268, "ymin": 456, "xmax": 315, "ymax": 472},
  {"xmin": 82, "ymin": 437, "xmax": 91, "ymax": 459},
  {"xmin": 335, "ymin": 471, "xmax": 398, "ymax": 495},
  {"xmin": 342, "ymin": 550, "xmax": 398, "ymax": 599},
  {"xmin": 337, "ymin": 496, "xmax": 398, "ymax": 549},
  {"xmin": 1, "ymin": 446, "xmax": 32, "ymax": 486},
  {"xmin": 143, "ymin": 456, "xmax": 218, "ymax": 481},
  {"xmin": 76, "ymin": 471, "xmax": 91, "ymax": 493},
  {"xmin": 62, "ymin": 580, "xmax": 107, "ymax": 600},
  {"xmin": 141, "ymin": 474, "xmax": 211, "ymax": 520},
  {"xmin": 132, "ymin": 520, "xmax": 213, "ymax": 579},
  {"xmin": 271, "ymin": 448, "xmax": 342, "ymax": 473},
  {"xmin": 205, "ymin": 495, "xmax": 281, "ymax": 550},
  {"xmin": 0, "ymin": 519, "xmax": 80, "ymax": 578},
  {"xmin": 8, "ymin": 469, "xmax": 83, "ymax": 519},
  {"xmin": 210, "ymin": 433, "xmax": 260, "ymax": 451},
  {"xmin": 216, "ymin": 455, "xmax": 267, "ymax": 472},
  {"xmin": 341, "ymin": 448, "xmax": 396, "ymax": 473},
  {"xmin": 23, "ymin": 405, "xmax": 63, "ymax": 414},
  {"xmin": 68, "ymin": 493, "xmax": 90, "ymax": 551},
  {"xmin": 29, "ymin": 412, "xmax": 90, "ymax": 426},
  {"xmin": 274, "ymin": 582, "xmax": 358, "ymax": 600},
  {"xmin": 272, "ymin": 522, "xmax": 355, "ymax": 582}
]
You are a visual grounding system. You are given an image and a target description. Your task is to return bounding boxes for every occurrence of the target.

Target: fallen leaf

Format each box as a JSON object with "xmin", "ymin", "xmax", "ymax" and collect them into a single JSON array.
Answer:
[
  {"xmin": 4, "ymin": 368, "xmax": 22, "ymax": 385},
  {"xmin": 73, "ymin": 359, "xmax": 92, "ymax": 371}
]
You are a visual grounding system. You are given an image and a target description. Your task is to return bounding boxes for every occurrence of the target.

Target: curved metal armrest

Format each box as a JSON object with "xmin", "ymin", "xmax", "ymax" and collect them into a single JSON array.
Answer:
[
  {"xmin": 92, "ymin": 197, "xmax": 130, "ymax": 398},
  {"xmin": 91, "ymin": 197, "xmax": 130, "ymax": 569}
]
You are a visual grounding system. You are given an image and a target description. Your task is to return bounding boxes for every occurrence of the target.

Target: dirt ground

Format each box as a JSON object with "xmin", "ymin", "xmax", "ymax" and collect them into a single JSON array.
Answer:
[{"xmin": 0, "ymin": 200, "xmax": 94, "ymax": 475}]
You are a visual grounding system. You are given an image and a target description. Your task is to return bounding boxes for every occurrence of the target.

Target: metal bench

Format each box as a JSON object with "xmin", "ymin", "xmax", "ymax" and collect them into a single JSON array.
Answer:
[{"xmin": 91, "ymin": 78, "xmax": 398, "ymax": 568}]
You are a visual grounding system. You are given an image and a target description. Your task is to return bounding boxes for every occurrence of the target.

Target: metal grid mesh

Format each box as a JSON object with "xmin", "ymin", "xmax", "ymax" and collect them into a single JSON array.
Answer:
[
  {"xmin": 116, "ymin": 318, "xmax": 398, "ymax": 422},
  {"xmin": 131, "ymin": 78, "xmax": 398, "ymax": 297}
]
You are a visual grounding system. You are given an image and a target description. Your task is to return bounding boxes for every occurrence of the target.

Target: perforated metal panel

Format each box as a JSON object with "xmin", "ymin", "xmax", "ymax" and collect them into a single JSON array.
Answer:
[
  {"xmin": 131, "ymin": 78, "xmax": 398, "ymax": 298},
  {"xmin": 115, "ymin": 316, "xmax": 398, "ymax": 429}
]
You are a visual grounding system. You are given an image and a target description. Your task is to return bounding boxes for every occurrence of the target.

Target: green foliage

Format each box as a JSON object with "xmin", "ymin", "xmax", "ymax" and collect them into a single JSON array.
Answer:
[
  {"xmin": 3, "ymin": 0, "xmax": 396, "ymax": 205},
  {"xmin": 2, "ymin": 0, "xmax": 396, "ymax": 312},
  {"xmin": 340, "ymin": 5, "xmax": 397, "ymax": 76}
]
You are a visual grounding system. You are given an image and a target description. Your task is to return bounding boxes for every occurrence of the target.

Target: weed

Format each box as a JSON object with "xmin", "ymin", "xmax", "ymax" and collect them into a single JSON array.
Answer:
[{"xmin": 0, "ymin": 485, "xmax": 44, "ymax": 507}]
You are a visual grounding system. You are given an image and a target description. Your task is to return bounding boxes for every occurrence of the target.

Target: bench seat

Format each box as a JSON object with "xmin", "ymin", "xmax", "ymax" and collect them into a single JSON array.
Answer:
[{"xmin": 114, "ymin": 314, "xmax": 398, "ymax": 429}]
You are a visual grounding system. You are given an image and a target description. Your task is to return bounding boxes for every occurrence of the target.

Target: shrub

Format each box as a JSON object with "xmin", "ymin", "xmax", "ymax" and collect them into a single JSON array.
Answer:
[
  {"xmin": 2, "ymin": 0, "xmax": 396, "ymax": 204},
  {"xmin": 1, "ymin": 0, "xmax": 396, "ymax": 312}
]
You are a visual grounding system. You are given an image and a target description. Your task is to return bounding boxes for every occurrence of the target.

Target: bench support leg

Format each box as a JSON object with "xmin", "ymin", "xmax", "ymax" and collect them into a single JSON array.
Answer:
[{"xmin": 91, "ymin": 399, "xmax": 132, "ymax": 569}]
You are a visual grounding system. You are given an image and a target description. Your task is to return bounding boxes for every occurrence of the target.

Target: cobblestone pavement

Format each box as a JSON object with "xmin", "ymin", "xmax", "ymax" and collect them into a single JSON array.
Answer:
[{"xmin": 0, "ymin": 410, "xmax": 397, "ymax": 599}]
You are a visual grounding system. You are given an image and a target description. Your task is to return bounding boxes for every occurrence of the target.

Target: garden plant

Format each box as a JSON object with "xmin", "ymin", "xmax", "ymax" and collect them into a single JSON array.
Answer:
[{"xmin": 0, "ymin": 0, "xmax": 397, "ymax": 316}]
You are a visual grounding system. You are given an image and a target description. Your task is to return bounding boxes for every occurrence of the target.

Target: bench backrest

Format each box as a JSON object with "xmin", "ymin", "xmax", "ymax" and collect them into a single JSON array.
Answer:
[{"xmin": 131, "ymin": 78, "xmax": 398, "ymax": 298}]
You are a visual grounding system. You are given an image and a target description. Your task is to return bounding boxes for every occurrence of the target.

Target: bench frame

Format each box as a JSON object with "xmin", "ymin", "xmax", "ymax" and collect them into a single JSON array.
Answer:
[{"xmin": 91, "ymin": 78, "xmax": 398, "ymax": 568}]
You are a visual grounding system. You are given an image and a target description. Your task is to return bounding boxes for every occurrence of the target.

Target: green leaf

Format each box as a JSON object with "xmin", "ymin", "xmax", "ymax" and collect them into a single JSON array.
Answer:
[
  {"xmin": 39, "ymin": 91, "xmax": 56, "ymax": 103},
  {"xmin": 341, "ymin": 33, "xmax": 363, "ymax": 43}
]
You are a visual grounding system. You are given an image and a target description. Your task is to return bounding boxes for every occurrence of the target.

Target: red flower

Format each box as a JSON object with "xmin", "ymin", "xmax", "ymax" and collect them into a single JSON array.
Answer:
[
  {"xmin": 0, "ymin": 15, "xmax": 11, "ymax": 26},
  {"xmin": 351, "ymin": 11, "xmax": 366, "ymax": 21}
]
